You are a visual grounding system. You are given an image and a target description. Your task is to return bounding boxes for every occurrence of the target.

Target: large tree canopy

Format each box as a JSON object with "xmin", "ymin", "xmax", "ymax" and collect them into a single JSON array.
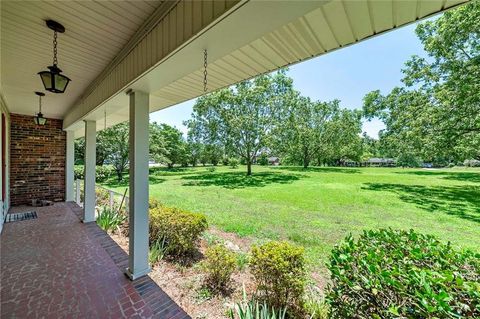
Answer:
[
  {"xmin": 364, "ymin": 2, "xmax": 480, "ymax": 162},
  {"xmin": 273, "ymin": 95, "xmax": 362, "ymax": 168},
  {"xmin": 187, "ymin": 71, "xmax": 294, "ymax": 175}
]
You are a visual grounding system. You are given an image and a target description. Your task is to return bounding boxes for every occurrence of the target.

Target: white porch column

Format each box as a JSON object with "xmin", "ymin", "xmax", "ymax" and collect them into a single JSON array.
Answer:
[
  {"xmin": 125, "ymin": 90, "xmax": 151, "ymax": 280},
  {"xmin": 65, "ymin": 130, "xmax": 75, "ymax": 202},
  {"xmin": 83, "ymin": 120, "xmax": 96, "ymax": 223}
]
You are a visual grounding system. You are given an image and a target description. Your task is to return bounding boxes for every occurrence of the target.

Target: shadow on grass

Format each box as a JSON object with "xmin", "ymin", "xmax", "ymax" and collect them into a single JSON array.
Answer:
[
  {"xmin": 272, "ymin": 166, "xmax": 361, "ymax": 174},
  {"xmin": 395, "ymin": 170, "xmax": 480, "ymax": 183},
  {"xmin": 181, "ymin": 171, "xmax": 301, "ymax": 189},
  {"xmin": 102, "ymin": 175, "xmax": 166, "ymax": 188},
  {"xmin": 149, "ymin": 166, "xmax": 200, "ymax": 176},
  {"xmin": 362, "ymin": 183, "xmax": 480, "ymax": 224}
]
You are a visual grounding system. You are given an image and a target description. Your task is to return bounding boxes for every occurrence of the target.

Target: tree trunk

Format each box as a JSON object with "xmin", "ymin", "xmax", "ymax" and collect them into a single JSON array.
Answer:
[
  {"xmin": 303, "ymin": 158, "xmax": 309, "ymax": 169},
  {"xmin": 247, "ymin": 160, "xmax": 252, "ymax": 176},
  {"xmin": 116, "ymin": 170, "xmax": 123, "ymax": 182}
]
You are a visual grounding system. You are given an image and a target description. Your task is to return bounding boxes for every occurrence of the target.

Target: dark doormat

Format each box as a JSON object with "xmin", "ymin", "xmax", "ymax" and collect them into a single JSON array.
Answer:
[{"xmin": 5, "ymin": 211, "xmax": 38, "ymax": 223}]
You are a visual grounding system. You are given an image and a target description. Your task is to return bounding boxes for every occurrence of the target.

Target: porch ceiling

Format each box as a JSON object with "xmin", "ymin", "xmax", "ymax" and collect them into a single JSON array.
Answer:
[
  {"xmin": 1, "ymin": 0, "xmax": 469, "ymax": 137},
  {"xmin": 66, "ymin": 0, "xmax": 468, "ymax": 138},
  {"xmin": 0, "ymin": 0, "xmax": 163, "ymax": 119}
]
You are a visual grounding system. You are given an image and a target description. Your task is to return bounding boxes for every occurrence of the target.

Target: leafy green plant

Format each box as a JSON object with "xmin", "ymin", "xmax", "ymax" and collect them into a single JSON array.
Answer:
[
  {"xmin": 229, "ymin": 158, "xmax": 240, "ymax": 169},
  {"xmin": 149, "ymin": 237, "xmax": 167, "ymax": 266},
  {"xmin": 96, "ymin": 206, "xmax": 126, "ymax": 233},
  {"xmin": 304, "ymin": 287, "xmax": 329, "ymax": 319},
  {"xmin": 207, "ymin": 166, "xmax": 217, "ymax": 172},
  {"xmin": 149, "ymin": 204, "xmax": 208, "ymax": 257},
  {"xmin": 195, "ymin": 287, "xmax": 213, "ymax": 304},
  {"xmin": 250, "ymin": 241, "xmax": 306, "ymax": 317},
  {"xmin": 202, "ymin": 245, "xmax": 237, "ymax": 291},
  {"xmin": 74, "ymin": 165, "xmax": 84, "ymax": 180},
  {"xmin": 327, "ymin": 228, "xmax": 480, "ymax": 318},
  {"xmin": 236, "ymin": 252, "xmax": 249, "ymax": 271},
  {"xmin": 228, "ymin": 286, "xmax": 287, "ymax": 319}
]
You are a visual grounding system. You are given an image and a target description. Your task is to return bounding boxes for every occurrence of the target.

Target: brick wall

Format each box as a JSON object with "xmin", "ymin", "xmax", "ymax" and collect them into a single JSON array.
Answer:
[{"xmin": 10, "ymin": 114, "xmax": 66, "ymax": 206}]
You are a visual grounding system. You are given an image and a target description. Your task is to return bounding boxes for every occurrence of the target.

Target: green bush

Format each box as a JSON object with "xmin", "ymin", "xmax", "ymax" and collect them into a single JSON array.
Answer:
[
  {"xmin": 229, "ymin": 158, "xmax": 239, "ymax": 169},
  {"xmin": 96, "ymin": 206, "xmax": 126, "ymax": 233},
  {"xmin": 327, "ymin": 229, "xmax": 480, "ymax": 319},
  {"xmin": 74, "ymin": 165, "xmax": 84, "ymax": 180},
  {"xmin": 96, "ymin": 165, "xmax": 114, "ymax": 182},
  {"xmin": 464, "ymin": 159, "xmax": 480, "ymax": 167},
  {"xmin": 149, "ymin": 204, "xmax": 208, "ymax": 256},
  {"xmin": 202, "ymin": 245, "xmax": 237, "ymax": 291},
  {"xmin": 73, "ymin": 165, "xmax": 114, "ymax": 182},
  {"xmin": 95, "ymin": 187, "xmax": 110, "ymax": 207},
  {"xmin": 258, "ymin": 153, "xmax": 269, "ymax": 166},
  {"xmin": 250, "ymin": 241, "xmax": 306, "ymax": 316}
]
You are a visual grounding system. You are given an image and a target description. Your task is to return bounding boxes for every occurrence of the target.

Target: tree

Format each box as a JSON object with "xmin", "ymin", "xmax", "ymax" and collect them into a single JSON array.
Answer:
[
  {"xmin": 187, "ymin": 71, "xmax": 294, "ymax": 175},
  {"xmin": 150, "ymin": 122, "xmax": 186, "ymax": 168},
  {"xmin": 364, "ymin": 2, "xmax": 480, "ymax": 162},
  {"xmin": 74, "ymin": 136, "xmax": 109, "ymax": 166},
  {"xmin": 98, "ymin": 122, "xmax": 129, "ymax": 181}
]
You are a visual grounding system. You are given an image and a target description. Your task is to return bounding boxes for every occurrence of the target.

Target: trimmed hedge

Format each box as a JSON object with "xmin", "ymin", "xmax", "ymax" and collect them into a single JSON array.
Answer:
[
  {"xmin": 149, "ymin": 203, "xmax": 208, "ymax": 256},
  {"xmin": 250, "ymin": 241, "xmax": 306, "ymax": 317},
  {"xmin": 327, "ymin": 229, "xmax": 480, "ymax": 318}
]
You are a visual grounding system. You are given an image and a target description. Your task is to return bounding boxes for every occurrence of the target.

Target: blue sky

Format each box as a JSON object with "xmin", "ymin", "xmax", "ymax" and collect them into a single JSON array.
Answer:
[{"xmin": 150, "ymin": 21, "xmax": 428, "ymax": 138}]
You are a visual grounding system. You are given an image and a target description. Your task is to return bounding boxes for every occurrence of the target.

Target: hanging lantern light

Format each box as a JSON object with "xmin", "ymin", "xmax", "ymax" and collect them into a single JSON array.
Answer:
[
  {"xmin": 38, "ymin": 20, "xmax": 71, "ymax": 93},
  {"xmin": 34, "ymin": 92, "xmax": 47, "ymax": 126}
]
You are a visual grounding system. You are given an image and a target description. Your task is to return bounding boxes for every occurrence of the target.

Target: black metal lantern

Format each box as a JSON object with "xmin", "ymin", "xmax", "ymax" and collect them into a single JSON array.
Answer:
[
  {"xmin": 34, "ymin": 92, "xmax": 47, "ymax": 126},
  {"xmin": 38, "ymin": 20, "xmax": 71, "ymax": 93}
]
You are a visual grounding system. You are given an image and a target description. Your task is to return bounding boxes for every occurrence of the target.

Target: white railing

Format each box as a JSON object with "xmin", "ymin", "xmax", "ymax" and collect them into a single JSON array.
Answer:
[{"xmin": 74, "ymin": 179, "xmax": 128, "ymax": 213}]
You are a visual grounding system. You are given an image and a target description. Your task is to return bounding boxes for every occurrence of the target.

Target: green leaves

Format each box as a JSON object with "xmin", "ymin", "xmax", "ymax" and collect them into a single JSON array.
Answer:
[
  {"xmin": 363, "ymin": 2, "xmax": 480, "ymax": 162},
  {"xmin": 326, "ymin": 229, "xmax": 480, "ymax": 318}
]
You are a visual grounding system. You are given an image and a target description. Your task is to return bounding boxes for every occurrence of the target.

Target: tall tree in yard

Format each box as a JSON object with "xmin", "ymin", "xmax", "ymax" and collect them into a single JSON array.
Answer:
[
  {"xmin": 98, "ymin": 122, "xmax": 129, "ymax": 181},
  {"xmin": 187, "ymin": 71, "xmax": 294, "ymax": 175},
  {"xmin": 364, "ymin": 2, "xmax": 480, "ymax": 161},
  {"xmin": 150, "ymin": 122, "xmax": 186, "ymax": 168}
]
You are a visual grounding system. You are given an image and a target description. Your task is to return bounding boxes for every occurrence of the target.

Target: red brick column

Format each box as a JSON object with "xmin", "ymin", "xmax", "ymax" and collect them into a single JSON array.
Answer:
[{"xmin": 10, "ymin": 114, "xmax": 66, "ymax": 206}]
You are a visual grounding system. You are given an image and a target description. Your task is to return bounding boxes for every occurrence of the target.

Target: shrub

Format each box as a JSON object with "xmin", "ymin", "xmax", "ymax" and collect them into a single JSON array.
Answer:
[
  {"xmin": 464, "ymin": 159, "xmax": 480, "ymax": 167},
  {"xmin": 96, "ymin": 165, "xmax": 114, "ymax": 182},
  {"xmin": 396, "ymin": 153, "xmax": 422, "ymax": 168},
  {"xmin": 202, "ymin": 245, "xmax": 237, "ymax": 291},
  {"xmin": 96, "ymin": 206, "xmax": 126, "ymax": 233},
  {"xmin": 74, "ymin": 165, "xmax": 84, "ymax": 180},
  {"xmin": 228, "ymin": 286, "xmax": 287, "ymax": 319},
  {"xmin": 250, "ymin": 241, "xmax": 306, "ymax": 316},
  {"xmin": 95, "ymin": 187, "xmax": 110, "ymax": 207},
  {"xmin": 258, "ymin": 153, "xmax": 269, "ymax": 166},
  {"xmin": 149, "ymin": 198, "xmax": 162, "ymax": 209},
  {"xmin": 229, "ymin": 158, "xmax": 239, "ymax": 169},
  {"xmin": 327, "ymin": 229, "xmax": 480, "ymax": 319},
  {"xmin": 73, "ymin": 165, "xmax": 114, "ymax": 182},
  {"xmin": 149, "ymin": 204, "xmax": 208, "ymax": 256}
]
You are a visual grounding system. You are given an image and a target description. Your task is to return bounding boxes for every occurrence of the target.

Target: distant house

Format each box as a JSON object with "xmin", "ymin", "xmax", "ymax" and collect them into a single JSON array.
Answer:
[
  {"xmin": 268, "ymin": 157, "xmax": 280, "ymax": 166},
  {"xmin": 365, "ymin": 158, "xmax": 396, "ymax": 167}
]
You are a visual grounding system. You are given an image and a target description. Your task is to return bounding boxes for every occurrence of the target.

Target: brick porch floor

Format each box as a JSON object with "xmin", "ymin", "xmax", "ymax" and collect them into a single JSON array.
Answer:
[{"xmin": 0, "ymin": 202, "xmax": 190, "ymax": 319}]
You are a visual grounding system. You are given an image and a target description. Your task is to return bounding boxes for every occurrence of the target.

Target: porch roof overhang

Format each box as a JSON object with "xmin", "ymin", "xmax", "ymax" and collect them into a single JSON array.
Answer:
[{"xmin": 1, "ymin": 0, "xmax": 469, "ymax": 137}]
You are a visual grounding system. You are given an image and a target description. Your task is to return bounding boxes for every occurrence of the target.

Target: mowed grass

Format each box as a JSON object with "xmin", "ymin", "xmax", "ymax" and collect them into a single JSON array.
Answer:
[{"xmin": 102, "ymin": 166, "xmax": 480, "ymax": 269}]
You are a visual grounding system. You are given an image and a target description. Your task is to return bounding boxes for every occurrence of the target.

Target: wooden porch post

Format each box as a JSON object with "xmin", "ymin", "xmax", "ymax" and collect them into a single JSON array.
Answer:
[{"xmin": 125, "ymin": 90, "xmax": 150, "ymax": 280}]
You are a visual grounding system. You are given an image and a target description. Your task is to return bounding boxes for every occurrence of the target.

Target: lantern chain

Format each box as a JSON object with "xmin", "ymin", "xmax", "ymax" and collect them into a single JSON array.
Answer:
[
  {"xmin": 203, "ymin": 49, "xmax": 208, "ymax": 93},
  {"xmin": 53, "ymin": 30, "xmax": 58, "ymax": 66}
]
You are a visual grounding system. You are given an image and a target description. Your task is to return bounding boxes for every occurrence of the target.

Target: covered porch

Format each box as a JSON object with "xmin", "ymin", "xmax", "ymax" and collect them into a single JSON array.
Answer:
[
  {"xmin": 1, "ymin": 202, "xmax": 188, "ymax": 318},
  {"xmin": 0, "ymin": 0, "xmax": 468, "ymax": 318}
]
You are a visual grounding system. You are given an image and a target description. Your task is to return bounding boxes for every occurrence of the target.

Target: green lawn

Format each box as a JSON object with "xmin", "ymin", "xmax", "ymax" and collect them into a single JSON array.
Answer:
[{"xmin": 102, "ymin": 166, "xmax": 480, "ymax": 269}]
